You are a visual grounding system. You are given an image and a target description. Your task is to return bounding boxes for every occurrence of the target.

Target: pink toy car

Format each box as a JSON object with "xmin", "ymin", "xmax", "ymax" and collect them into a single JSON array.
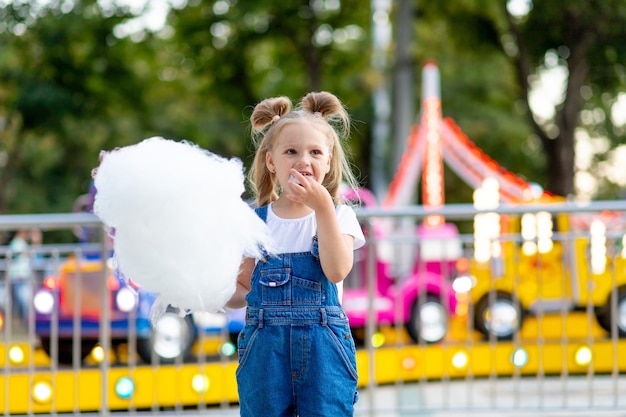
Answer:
[{"xmin": 341, "ymin": 188, "xmax": 468, "ymax": 344}]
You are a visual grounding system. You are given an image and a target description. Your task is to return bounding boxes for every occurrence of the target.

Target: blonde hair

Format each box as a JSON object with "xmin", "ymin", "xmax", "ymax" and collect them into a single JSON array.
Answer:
[{"xmin": 248, "ymin": 91, "xmax": 359, "ymax": 207}]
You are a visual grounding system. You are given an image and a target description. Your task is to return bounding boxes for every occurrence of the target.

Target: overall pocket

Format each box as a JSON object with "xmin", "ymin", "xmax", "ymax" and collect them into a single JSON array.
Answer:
[
  {"xmin": 259, "ymin": 268, "xmax": 291, "ymax": 306},
  {"xmin": 291, "ymin": 275, "xmax": 322, "ymax": 306},
  {"xmin": 236, "ymin": 324, "xmax": 260, "ymax": 376},
  {"xmin": 324, "ymin": 320, "xmax": 359, "ymax": 381}
]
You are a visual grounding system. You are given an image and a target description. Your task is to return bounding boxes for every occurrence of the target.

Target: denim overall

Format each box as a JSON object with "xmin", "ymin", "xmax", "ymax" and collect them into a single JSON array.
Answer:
[{"xmin": 236, "ymin": 205, "xmax": 359, "ymax": 417}]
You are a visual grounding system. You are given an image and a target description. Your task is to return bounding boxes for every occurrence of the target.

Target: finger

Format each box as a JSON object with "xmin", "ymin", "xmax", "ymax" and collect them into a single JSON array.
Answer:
[
  {"xmin": 286, "ymin": 182, "xmax": 301, "ymax": 195},
  {"xmin": 289, "ymin": 169, "xmax": 309, "ymax": 186}
]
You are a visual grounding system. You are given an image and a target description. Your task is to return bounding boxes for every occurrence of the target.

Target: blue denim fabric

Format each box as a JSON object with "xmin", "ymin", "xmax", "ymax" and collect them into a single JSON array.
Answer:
[{"xmin": 236, "ymin": 205, "xmax": 359, "ymax": 417}]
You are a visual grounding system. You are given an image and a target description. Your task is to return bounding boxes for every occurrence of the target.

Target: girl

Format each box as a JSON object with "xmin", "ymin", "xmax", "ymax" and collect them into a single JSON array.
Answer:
[{"xmin": 227, "ymin": 91, "xmax": 365, "ymax": 417}]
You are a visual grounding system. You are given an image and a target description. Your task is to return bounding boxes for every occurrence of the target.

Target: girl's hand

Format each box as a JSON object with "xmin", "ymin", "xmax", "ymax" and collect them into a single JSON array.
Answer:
[{"xmin": 285, "ymin": 169, "xmax": 333, "ymax": 211}]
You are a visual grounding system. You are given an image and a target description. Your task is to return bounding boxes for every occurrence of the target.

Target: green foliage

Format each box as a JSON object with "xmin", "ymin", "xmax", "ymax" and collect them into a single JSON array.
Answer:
[
  {"xmin": 414, "ymin": 0, "xmax": 626, "ymax": 198},
  {"xmin": 0, "ymin": 0, "xmax": 155, "ymax": 213},
  {"xmin": 411, "ymin": 1, "xmax": 540, "ymax": 202},
  {"xmin": 167, "ymin": 0, "xmax": 372, "ymax": 171},
  {"xmin": 0, "ymin": 0, "xmax": 374, "ymax": 214},
  {"xmin": 1, "ymin": 0, "xmax": 625, "ymax": 218},
  {"xmin": 505, "ymin": 0, "xmax": 626, "ymax": 196}
]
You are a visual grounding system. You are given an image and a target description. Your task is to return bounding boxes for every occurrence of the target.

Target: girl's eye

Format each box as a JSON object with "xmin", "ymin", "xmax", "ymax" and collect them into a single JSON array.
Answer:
[{"xmin": 286, "ymin": 149, "xmax": 296, "ymax": 155}]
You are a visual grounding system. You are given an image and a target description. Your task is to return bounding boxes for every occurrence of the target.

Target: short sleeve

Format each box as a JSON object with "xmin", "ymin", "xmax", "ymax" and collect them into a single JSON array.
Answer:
[{"xmin": 337, "ymin": 205, "xmax": 366, "ymax": 250}]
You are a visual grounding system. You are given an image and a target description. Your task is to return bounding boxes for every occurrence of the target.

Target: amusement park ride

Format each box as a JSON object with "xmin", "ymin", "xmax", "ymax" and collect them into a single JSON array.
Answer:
[
  {"xmin": 2, "ymin": 61, "xmax": 626, "ymax": 413},
  {"xmin": 378, "ymin": 61, "xmax": 626, "ymax": 343}
]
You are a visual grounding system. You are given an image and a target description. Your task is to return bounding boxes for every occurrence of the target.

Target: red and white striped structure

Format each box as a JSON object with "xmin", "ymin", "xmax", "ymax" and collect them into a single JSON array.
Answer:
[{"xmin": 383, "ymin": 61, "xmax": 540, "ymax": 216}]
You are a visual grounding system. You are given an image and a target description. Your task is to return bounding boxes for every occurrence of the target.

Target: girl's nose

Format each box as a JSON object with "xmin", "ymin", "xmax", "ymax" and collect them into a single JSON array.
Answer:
[{"xmin": 295, "ymin": 155, "xmax": 310, "ymax": 165}]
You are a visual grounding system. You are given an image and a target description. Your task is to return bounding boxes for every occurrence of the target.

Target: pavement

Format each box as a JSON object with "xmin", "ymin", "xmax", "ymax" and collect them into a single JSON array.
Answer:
[{"xmin": 141, "ymin": 374, "xmax": 626, "ymax": 417}]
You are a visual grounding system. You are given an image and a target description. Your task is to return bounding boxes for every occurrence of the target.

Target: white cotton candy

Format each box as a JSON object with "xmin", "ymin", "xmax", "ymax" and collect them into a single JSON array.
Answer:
[{"xmin": 92, "ymin": 137, "xmax": 273, "ymax": 322}]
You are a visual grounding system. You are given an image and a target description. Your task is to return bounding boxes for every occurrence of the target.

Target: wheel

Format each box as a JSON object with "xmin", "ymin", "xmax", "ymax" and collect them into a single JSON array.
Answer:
[
  {"xmin": 474, "ymin": 291, "xmax": 523, "ymax": 341},
  {"xmin": 40, "ymin": 337, "xmax": 97, "ymax": 365},
  {"xmin": 595, "ymin": 286, "xmax": 626, "ymax": 337},
  {"xmin": 137, "ymin": 308, "xmax": 197, "ymax": 364},
  {"xmin": 405, "ymin": 295, "xmax": 448, "ymax": 344}
]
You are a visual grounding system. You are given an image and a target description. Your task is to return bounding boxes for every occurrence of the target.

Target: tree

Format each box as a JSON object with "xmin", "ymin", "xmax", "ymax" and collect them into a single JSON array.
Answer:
[
  {"xmin": 503, "ymin": 0, "xmax": 626, "ymax": 198},
  {"xmin": 166, "ymin": 0, "xmax": 373, "ymax": 181},
  {"xmin": 0, "ymin": 0, "xmax": 375, "ymax": 214},
  {"xmin": 0, "ymin": 0, "xmax": 156, "ymax": 213},
  {"xmin": 410, "ymin": 1, "xmax": 537, "ymax": 204},
  {"xmin": 412, "ymin": 0, "xmax": 626, "ymax": 199},
  {"xmin": 3, "ymin": 0, "xmax": 624, "ymax": 217}
]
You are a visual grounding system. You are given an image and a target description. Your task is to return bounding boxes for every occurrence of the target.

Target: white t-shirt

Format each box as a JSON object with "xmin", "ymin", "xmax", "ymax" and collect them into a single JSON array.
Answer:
[{"xmin": 266, "ymin": 203, "xmax": 365, "ymax": 302}]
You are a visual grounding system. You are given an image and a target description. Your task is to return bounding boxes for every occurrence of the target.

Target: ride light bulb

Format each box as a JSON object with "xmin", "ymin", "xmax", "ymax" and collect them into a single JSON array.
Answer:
[
  {"xmin": 511, "ymin": 348, "xmax": 528, "ymax": 368},
  {"xmin": 32, "ymin": 381, "xmax": 53, "ymax": 404},
  {"xmin": 33, "ymin": 290, "xmax": 55, "ymax": 314},
  {"xmin": 91, "ymin": 345, "xmax": 105, "ymax": 362},
  {"xmin": 192, "ymin": 374, "xmax": 210, "ymax": 394},
  {"xmin": 115, "ymin": 287, "xmax": 137, "ymax": 312},
  {"xmin": 370, "ymin": 332, "xmax": 385, "ymax": 348},
  {"xmin": 220, "ymin": 342, "xmax": 236, "ymax": 357},
  {"xmin": 43, "ymin": 276, "xmax": 57, "ymax": 290},
  {"xmin": 402, "ymin": 356, "xmax": 417, "ymax": 371},
  {"xmin": 115, "ymin": 377, "xmax": 135, "ymax": 399},
  {"xmin": 452, "ymin": 275, "xmax": 474, "ymax": 294},
  {"xmin": 9, "ymin": 346, "xmax": 25, "ymax": 364},
  {"xmin": 451, "ymin": 351, "xmax": 468, "ymax": 369},
  {"xmin": 575, "ymin": 346, "xmax": 592, "ymax": 367}
]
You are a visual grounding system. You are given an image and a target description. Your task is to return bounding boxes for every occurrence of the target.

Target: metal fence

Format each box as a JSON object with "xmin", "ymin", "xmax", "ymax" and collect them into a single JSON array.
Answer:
[{"xmin": 1, "ymin": 200, "xmax": 626, "ymax": 416}]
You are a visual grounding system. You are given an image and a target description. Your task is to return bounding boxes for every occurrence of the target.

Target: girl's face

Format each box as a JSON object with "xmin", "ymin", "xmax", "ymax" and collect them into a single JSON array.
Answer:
[{"xmin": 266, "ymin": 120, "xmax": 332, "ymax": 191}]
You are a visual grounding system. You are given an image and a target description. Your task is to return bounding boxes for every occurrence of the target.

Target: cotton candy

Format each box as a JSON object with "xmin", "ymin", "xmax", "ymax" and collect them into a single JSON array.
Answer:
[{"xmin": 92, "ymin": 137, "xmax": 273, "ymax": 322}]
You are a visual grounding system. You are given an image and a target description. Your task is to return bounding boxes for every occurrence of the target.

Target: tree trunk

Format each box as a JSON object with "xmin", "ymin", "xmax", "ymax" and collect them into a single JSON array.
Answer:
[
  {"xmin": 392, "ymin": 0, "xmax": 415, "ymax": 172},
  {"xmin": 505, "ymin": 7, "xmax": 593, "ymax": 198},
  {"xmin": 544, "ymin": 18, "xmax": 593, "ymax": 198}
]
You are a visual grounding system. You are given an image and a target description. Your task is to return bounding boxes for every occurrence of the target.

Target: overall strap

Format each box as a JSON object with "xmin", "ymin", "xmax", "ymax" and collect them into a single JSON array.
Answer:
[
  {"xmin": 255, "ymin": 205, "xmax": 269, "ymax": 223},
  {"xmin": 311, "ymin": 205, "xmax": 339, "ymax": 259}
]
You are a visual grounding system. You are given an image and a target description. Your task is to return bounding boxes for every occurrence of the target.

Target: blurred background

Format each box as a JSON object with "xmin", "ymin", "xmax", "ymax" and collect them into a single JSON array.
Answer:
[
  {"xmin": 1, "ymin": 0, "xmax": 625, "ymax": 219},
  {"xmin": 2, "ymin": 2, "xmax": 626, "ymax": 415}
]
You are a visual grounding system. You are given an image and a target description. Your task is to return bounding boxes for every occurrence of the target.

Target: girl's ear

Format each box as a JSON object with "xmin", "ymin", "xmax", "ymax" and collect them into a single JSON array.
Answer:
[{"xmin": 265, "ymin": 152, "xmax": 275, "ymax": 174}]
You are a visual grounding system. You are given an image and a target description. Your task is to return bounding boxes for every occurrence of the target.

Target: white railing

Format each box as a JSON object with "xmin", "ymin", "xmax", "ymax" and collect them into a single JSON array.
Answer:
[{"xmin": 1, "ymin": 200, "xmax": 626, "ymax": 416}]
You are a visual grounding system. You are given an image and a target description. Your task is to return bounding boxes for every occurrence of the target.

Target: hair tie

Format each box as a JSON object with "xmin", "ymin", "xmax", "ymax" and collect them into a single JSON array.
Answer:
[{"xmin": 271, "ymin": 115, "xmax": 280, "ymax": 122}]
